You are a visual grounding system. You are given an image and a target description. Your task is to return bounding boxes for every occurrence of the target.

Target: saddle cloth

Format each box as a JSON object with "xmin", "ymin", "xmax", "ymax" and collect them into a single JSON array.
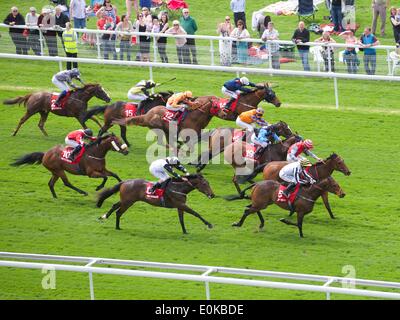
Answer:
[{"xmin": 60, "ymin": 146, "xmax": 85, "ymax": 164}]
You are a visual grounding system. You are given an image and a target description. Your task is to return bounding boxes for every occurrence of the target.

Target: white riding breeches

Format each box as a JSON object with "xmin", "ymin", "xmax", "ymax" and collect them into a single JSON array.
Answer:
[
  {"xmin": 149, "ymin": 163, "xmax": 169, "ymax": 182},
  {"xmin": 65, "ymin": 138, "xmax": 80, "ymax": 148},
  {"xmin": 279, "ymin": 166, "xmax": 297, "ymax": 183},
  {"xmin": 221, "ymin": 86, "xmax": 241, "ymax": 99},
  {"xmin": 251, "ymin": 133, "xmax": 269, "ymax": 147},
  {"xmin": 127, "ymin": 92, "xmax": 147, "ymax": 101},
  {"xmin": 236, "ymin": 117, "xmax": 255, "ymax": 132},
  {"xmin": 165, "ymin": 103, "xmax": 185, "ymax": 112},
  {"xmin": 52, "ymin": 76, "xmax": 69, "ymax": 91}
]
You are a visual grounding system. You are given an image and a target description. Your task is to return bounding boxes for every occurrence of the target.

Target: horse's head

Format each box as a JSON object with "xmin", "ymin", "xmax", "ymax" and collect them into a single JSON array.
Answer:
[
  {"xmin": 256, "ymin": 82, "xmax": 281, "ymax": 107},
  {"xmin": 86, "ymin": 84, "xmax": 111, "ymax": 103},
  {"xmin": 273, "ymin": 121, "xmax": 293, "ymax": 138},
  {"xmin": 327, "ymin": 153, "xmax": 351, "ymax": 176},
  {"xmin": 318, "ymin": 177, "xmax": 346, "ymax": 198},
  {"xmin": 187, "ymin": 174, "xmax": 215, "ymax": 199},
  {"xmin": 100, "ymin": 133, "xmax": 129, "ymax": 155}
]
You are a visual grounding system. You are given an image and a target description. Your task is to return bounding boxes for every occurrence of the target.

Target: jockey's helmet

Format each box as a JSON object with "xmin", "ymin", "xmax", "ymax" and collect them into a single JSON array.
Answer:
[
  {"xmin": 83, "ymin": 128, "xmax": 93, "ymax": 137},
  {"xmin": 167, "ymin": 156, "xmax": 179, "ymax": 165},
  {"xmin": 148, "ymin": 80, "xmax": 156, "ymax": 87},
  {"xmin": 255, "ymin": 107, "xmax": 264, "ymax": 116},
  {"xmin": 303, "ymin": 139, "xmax": 313, "ymax": 149},
  {"xmin": 240, "ymin": 77, "xmax": 250, "ymax": 85},
  {"xmin": 300, "ymin": 159, "xmax": 312, "ymax": 167},
  {"xmin": 184, "ymin": 91, "xmax": 193, "ymax": 98},
  {"xmin": 71, "ymin": 68, "xmax": 80, "ymax": 77}
]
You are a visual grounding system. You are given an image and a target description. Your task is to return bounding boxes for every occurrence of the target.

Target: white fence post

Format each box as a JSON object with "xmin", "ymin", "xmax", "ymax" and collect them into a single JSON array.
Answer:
[
  {"xmin": 210, "ymin": 39, "xmax": 215, "ymax": 66},
  {"xmin": 334, "ymin": 77, "xmax": 339, "ymax": 109},
  {"xmin": 39, "ymin": 29, "xmax": 44, "ymax": 56},
  {"xmin": 96, "ymin": 33, "xmax": 101, "ymax": 59}
]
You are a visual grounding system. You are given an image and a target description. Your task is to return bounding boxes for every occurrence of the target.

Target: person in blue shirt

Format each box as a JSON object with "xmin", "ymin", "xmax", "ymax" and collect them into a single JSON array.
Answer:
[
  {"xmin": 221, "ymin": 76, "xmax": 256, "ymax": 111},
  {"xmin": 251, "ymin": 124, "xmax": 281, "ymax": 158},
  {"xmin": 359, "ymin": 27, "xmax": 380, "ymax": 75}
]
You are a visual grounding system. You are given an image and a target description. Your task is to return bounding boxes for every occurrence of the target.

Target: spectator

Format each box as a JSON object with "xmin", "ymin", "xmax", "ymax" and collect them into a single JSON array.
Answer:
[
  {"xmin": 371, "ymin": 0, "xmax": 389, "ymax": 36},
  {"xmin": 292, "ymin": 21, "xmax": 310, "ymax": 71},
  {"xmin": 97, "ymin": 10, "xmax": 117, "ymax": 60},
  {"xmin": 165, "ymin": 20, "xmax": 188, "ymax": 64},
  {"xmin": 142, "ymin": 7, "xmax": 153, "ymax": 25},
  {"xmin": 55, "ymin": 6, "xmax": 70, "ymax": 50},
  {"xmin": 315, "ymin": 31, "xmax": 336, "ymax": 71},
  {"xmin": 38, "ymin": 8, "xmax": 58, "ymax": 57},
  {"xmin": 230, "ymin": 19, "xmax": 250, "ymax": 64},
  {"xmin": 342, "ymin": 0, "xmax": 356, "ymax": 31},
  {"xmin": 330, "ymin": 0, "xmax": 343, "ymax": 33},
  {"xmin": 96, "ymin": 0, "xmax": 118, "ymax": 23},
  {"xmin": 339, "ymin": 29, "xmax": 359, "ymax": 73},
  {"xmin": 230, "ymin": 0, "xmax": 246, "ymax": 28},
  {"xmin": 135, "ymin": 13, "xmax": 152, "ymax": 61},
  {"xmin": 25, "ymin": 7, "xmax": 41, "ymax": 55},
  {"xmin": 52, "ymin": 0, "xmax": 70, "ymax": 18},
  {"xmin": 261, "ymin": 21, "xmax": 280, "ymax": 69},
  {"xmin": 179, "ymin": 8, "xmax": 198, "ymax": 64},
  {"xmin": 116, "ymin": 15, "xmax": 133, "ymax": 61},
  {"xmin": 126, "ymin": 0, "xmax": 139, "ymax": 19},
  {"xmin": 217, "ymin": 16, "xmax": 234, "ymax": 66},
  {"xmin": 257, "ymin": 15, "xmax": 271, "ymax": 38},
  {"xmin": 62, "ymin": 22, "xmax": 78, "ymax": 69},
  {"xmin": 156, "ymin": 12, "xmax": 169, "ymax": 63},
  {"xmin": 4, "ymin": 7, "xmax": 27, "ymax": 55},
  {"xmin": 359, "ymin": 27, "xmax": 380, "ymax": 75},
  {"xmin": 70, "ymin": 0, "xmax": 87, "ymax": 37},
  {"xmin": 389, "ymin": 7, "xmax": 400, "ymax": 43}
]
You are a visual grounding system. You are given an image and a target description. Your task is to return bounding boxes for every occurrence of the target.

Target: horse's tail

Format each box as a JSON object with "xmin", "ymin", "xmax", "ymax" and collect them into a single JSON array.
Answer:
[
  {"xmin": 97, "ymin": 182, "xmax": 123, "ymax": 208},
  {"xmin": 10, "ymin": 152, "xmax": 44, "ymax": 167},
  {"xmin": 3, "ymin": 94, "xmax": 32, "ymax": 107},
  {"xmin": 83, "ymin": 105, "xmax": 107, "ymax": 123}
]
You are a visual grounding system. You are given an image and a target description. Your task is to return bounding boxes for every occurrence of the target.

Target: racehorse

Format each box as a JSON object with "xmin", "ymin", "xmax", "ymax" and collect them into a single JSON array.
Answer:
[
  {"xmin": 11, "ymin": 133, "xmax": 128, "ymax": 198},
  {"xmin": 223, "ymin": 135, "xmax": 302, "ymax": 196},
  {"xmin": 97, "ymin": 174, "xmax": 215, "ymax": 233},
  {"xmin": 232, "ymin": 177, "xmax": 346, "ymax": 237},
  {"xmin": 219, "ymin": 82, "xmax": 281, "ymax": 120},
  {"xmin": 194, "ymin": 121, "xmax": 294, "ymax": 172},
  {"xmin": 4, "ymin": 84, "xmax": 111, "ymax": 136},
  {"xmin": 262, "ymin": 153, "xmax": 351, "ymax": 218},
  {"xmin": 82, "ymin": 92, "xmax": 173, "ymax": 147}
]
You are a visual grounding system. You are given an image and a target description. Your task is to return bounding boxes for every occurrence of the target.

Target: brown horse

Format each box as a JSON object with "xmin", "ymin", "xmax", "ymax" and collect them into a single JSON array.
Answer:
[
  {"xmin": 4, "ymin": 84, "xmax": 111, "ymax": 136},
  {"xmin": 262, "ymin": 153, "xmax": 351, "ymax": 218},
  {"xmin": 82, "ymin": 92, "xmax": 173, "ymax": 147},
  {"xmin": 223, "ymin": 135, "xmax": 302, "ymax": 196},
  {"xmin": 11, "ymin": 133, "xmax": 128, "ymax": 198},
  {"xmin": 232, "ymin": 177, "xmax": 346, "ymax": 237},
  {"xmin": 195, "ymin": 121, "xmax": 294, "ymax": 172},
  {"xmin": 220, "ymin": 82, "xmax": 281, "ymax": 120},
  {"xmin": 97, "ymin": 174, "xmax": 215, "ymax": 233}
]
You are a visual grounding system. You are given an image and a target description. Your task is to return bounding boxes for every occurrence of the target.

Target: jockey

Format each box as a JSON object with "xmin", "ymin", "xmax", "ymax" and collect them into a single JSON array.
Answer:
[
  {"xmin": 149, "ymin": 156, "xmax": 190, "ymax": 193},
  {"xmin": 65, "ymin": 128, "xmax": 96, "ymax": 161},
  {"xmin": 251, "ymin": 124, "xmax": 282, "ymax": 158},
  {"xmin": 127, "ymin": 79, "xmax": 158, "ymax": 102},
  {"xmin": 236, "ymin": 108, "xmax": 267, "ymax": 133},
  {"xmin": 287, "ymin": 139, "xmax": 322, "ymax": 163},
  {"xmin": 165, "ymin": 91, "xmax": 198, "ymax": 119},
  {"xmin": 279, "ymin": 158, "xmax": 316, "ymax": 202},
  {"xmin": 221, "ymin": 77, "xmax": 256, "ymax": 110},
  {"xmin": 52, "ymin": 68, "xmax": 84, "ymax": 108}
]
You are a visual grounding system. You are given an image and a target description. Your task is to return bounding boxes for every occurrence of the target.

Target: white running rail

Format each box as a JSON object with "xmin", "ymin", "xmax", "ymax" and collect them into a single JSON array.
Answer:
[{"xmin": 0, "ymin": 252, "xmax": 399, "ymax": 300}]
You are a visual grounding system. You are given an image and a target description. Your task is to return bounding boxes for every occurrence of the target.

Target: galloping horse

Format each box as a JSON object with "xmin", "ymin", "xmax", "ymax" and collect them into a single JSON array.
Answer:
[
  {"xmin": 97, "ymin": 174, "xmax": 215, "ymax": 233},
  {"xmin": 11, "ymin": 133, "xmax": 128, "ymax": 198},
  {"xmin": 195, "ymin": 121, "xmax": 293, "ymax": 172},
  {"xmin": 232, "ymin": 177, "xmax": 346, "ymax": 237},
  {"xmin": 4, "ymin": 84, "xmax": 111, "ymax": 136},
  {"xmin": 223, "ymin": 135, "xmax": 302, "ymax": 196},
  {"xmin": 220, "ymin": 82, "xmax": 281, "ymax": 120},
  {"xmin": 262, "ymin": 154, "xmax": 351, "ymax": 218},
  {"xmin": 83, "ymin": 92, "xmax": 173, "ymax": 147}
]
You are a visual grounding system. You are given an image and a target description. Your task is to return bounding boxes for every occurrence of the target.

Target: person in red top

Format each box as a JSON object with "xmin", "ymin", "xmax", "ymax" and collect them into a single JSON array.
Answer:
[
  {"xmin": 286, "ymin": 139, "xmax": 321, "ymax": 163},
  {"xmin": 65, "ymin": 128, "xmax": 96, "ymax": 161},
  {"xmin": 97, "ymin": 11, "xmax": 120, "ymax": 60}
]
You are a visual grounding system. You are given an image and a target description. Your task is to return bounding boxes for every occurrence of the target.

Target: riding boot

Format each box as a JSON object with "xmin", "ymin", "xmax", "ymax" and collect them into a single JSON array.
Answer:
[
  {"xmin": 149, "ymin": 182, "xmax": 161, "ymax": 193},
  {"xmin": 159, "ymin": 178, "xmax": 171, "ymax": 190},
  {"xmin": 54, "ymin": 90, "xmax": 68, "ymax": 108},
  {"xmin": 136, "ymin": 100, "xmax": 145, "ymax": 115},
  {"xmin": 68, "ymin": 144, "xmax": 82, "ymax": 161},
  {"xmin": 282, "ymin": 182, "xmax": 296, "ymax": 198},
  {"xmin": 254, "ymin": 145, "xmax": 265, "ymax": 159},
  {"xmin": 224, "ymin": 97, "xmax": 236, "ymax": 111}
]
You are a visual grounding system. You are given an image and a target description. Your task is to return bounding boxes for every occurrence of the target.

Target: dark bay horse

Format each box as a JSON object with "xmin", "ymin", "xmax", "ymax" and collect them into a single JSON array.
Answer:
[
  {"xmin": 4, "ymin": 84, "xmax": 111, "ymax": 136},
  {"xmin": 97, "ymin": 174, "xmax": 215, "ymax": 233},
  {"xmin": 232, "ymin": 177, "xmax": 346, "ymax": 237},
  {"xmin": 82, "ymin": 92, "xmax": 173, "ymax": 147},
  {"xmin": 223, "ymin": 135, "xmax": 302, "ymax": 196},
  {"xmin": 195, "ymin": 121, "xmax": 294, "ymax": 172},
  {"xmin": 11, "ymin": 134, "xmax": 128, "ymax": 198},
  {"xmin": 262, "ymin": 154, "xmax": 351, "ymax": 218},
  {"xmin": 220, "ymin": 82, "xmax": 281, "ymax": 120}
]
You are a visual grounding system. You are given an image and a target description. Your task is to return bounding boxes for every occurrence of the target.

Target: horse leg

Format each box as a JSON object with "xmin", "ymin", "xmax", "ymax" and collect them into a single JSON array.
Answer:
[
  {"xmin": 96, "ymin": 177, "xmax": 108, "ymax": 191},
  {"xmin": 232, "ymin": 175, "xmax": 243, "ymax": 196},
  {"xmin": 58, "ymin": 171, "xmax": 88, "ymax": 196},
  {"xmin": 38, "ymin": 111, "xmax": 49, "ymax": 136},
  {"xmin": 119, "ymin": 125, "xmax": 130, "ymax": 147},
  {"xmin": 321, "ymin": 191, "xmax": 335, "ymax": 219},
  {"xmin": 257, "ymin": 211, "xmax": 265, "ymax": 230},
  {"xmin": 177, "ymin": 209, "xmax": 187, "ymax": 234},
  {"xmin": 297, "ymin": 212, "xmax": 305, "ymax": 238},
  {"xmin": 95, "ymin": 170, "xmax": 122, "ymax": 190},
  {"xmin": 180, "ymin": 205, "xmax": 213, "ymax": 230},
  {"xmin": 98, "ymin": 201, "xmax": 120, "ymax": 220},
  {"xmin": 77, "ymin": 115, "xmax": 88, "ymax": 129},
  {"xmin": 115, "ymin": 202, "xmax": 131, "ymax": 230},
  {"xmin": 48, "ymin": 174, "xmax": 59, "ymax": 199},
  {"xmin": 12, "ymin": 111, "xmax": 35, "ymax": 136},
  {"xmin": 232, "ymin": 207, "xmax": 256, "ymax": 227},
  {"xmin": 90, "ymin": 116, "xmax": 103, "ymax": 128}
]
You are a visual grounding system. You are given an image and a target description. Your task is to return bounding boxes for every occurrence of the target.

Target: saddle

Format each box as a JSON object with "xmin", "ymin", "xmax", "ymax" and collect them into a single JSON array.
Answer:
[
  {"xmin": 124, "ymin": 103, "xmax": 138, "ymax": 117},
  {"xmin": 60, "ymin": 145, "xmax": 86, "ymax": 164},
  {"xmin": 162, "ymin": 109, "xmax": 187, "ymax": 125},
  {"xmin": 211, "ymin": 97, "xmax": 239, "ymax": 114},
  {"xmin": 232, "ymin": 129, "xmax": 246, "ymax": 143},
  {"xmin": 145, "ymin": 182, "xmax": 166, "ymax": 199},
  {"xmin": 242, "ymin": 143, "xmax": 257, "ymax": 162},
  {"xmin": 277, "ymin": 184, "xmax": 301, "ymax": 204},
  {"xmin": 51, "ymin": 91, "xmax": 72, "ymax": 110}
]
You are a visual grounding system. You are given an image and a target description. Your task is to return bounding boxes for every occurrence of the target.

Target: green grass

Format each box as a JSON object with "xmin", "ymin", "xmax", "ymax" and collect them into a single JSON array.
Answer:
[{"xmin": 0, "ymin": 1, "xmax": 399, "ymax": 300}]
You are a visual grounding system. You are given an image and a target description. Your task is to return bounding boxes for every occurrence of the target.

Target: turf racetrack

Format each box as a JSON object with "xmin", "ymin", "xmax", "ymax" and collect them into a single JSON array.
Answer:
[{"xmin": 0, "ymin": 58, "xmax": 399, "ymax": 299}]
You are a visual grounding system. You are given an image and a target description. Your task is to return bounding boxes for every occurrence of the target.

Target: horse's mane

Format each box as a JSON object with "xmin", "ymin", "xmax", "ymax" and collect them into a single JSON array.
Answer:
[
  {"xmin": 75, "ymin": 83, "xmax": 99, "ymax": 92},
  {"xmin": 172, "ymin": 173, "xmax": 202, "ymax": 182}
]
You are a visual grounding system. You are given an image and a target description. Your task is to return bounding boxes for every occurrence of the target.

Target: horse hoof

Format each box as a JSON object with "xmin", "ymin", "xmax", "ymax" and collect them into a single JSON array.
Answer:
[
  {"xmin": 96, "ymin": 186, "xmax": 103, "ymax": 191},
  {"xmin": 207, "ymin": 224, "xmax": 213, "ymax": 229},
  {"xmin": 83, "ymin": 192, "xmax": 88, "ymax": 196},
  {"xmin": 232, "ymin": 222, "xmax": 240, "ymax": 227},
  {"xmin": 279, "ymin": 218, "xmax": 287, "ymax": 224}
]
